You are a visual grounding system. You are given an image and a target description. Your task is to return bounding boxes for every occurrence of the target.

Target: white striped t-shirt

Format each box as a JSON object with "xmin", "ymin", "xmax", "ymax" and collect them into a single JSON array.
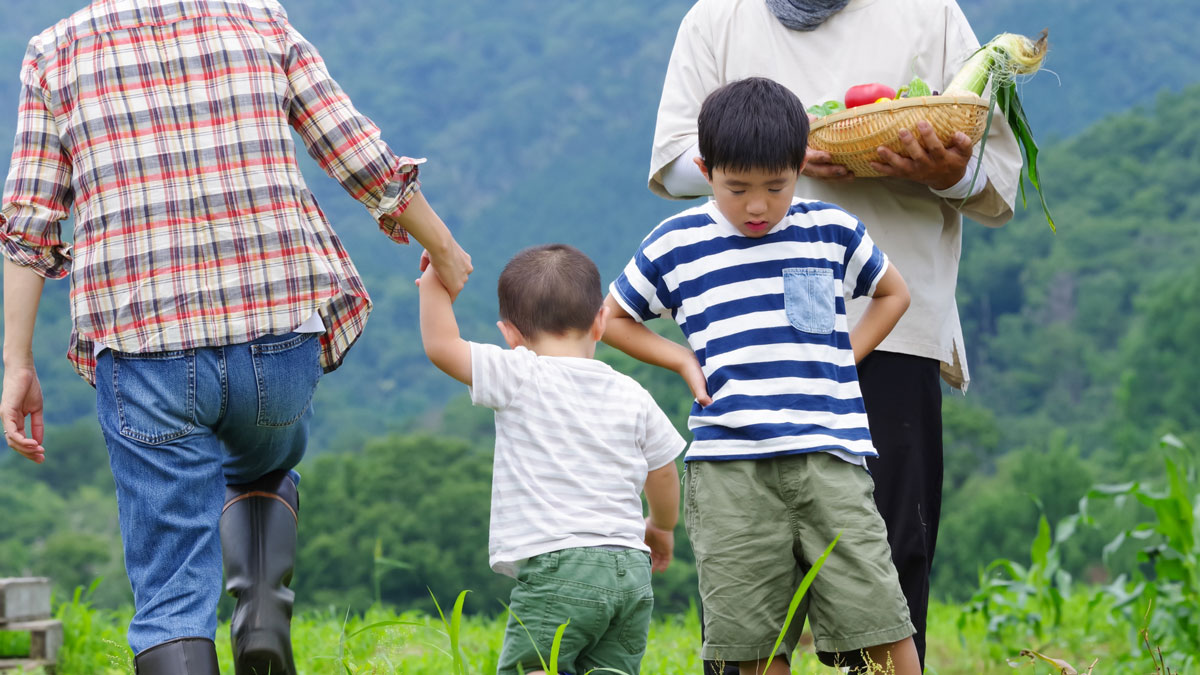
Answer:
[
  {"xmin": 611, "ymin": 198, "xmax": 888, "ymax": 465},
  {"xmin": 469, "ymin": 342, "xmax": 686, "ymax": 577}
]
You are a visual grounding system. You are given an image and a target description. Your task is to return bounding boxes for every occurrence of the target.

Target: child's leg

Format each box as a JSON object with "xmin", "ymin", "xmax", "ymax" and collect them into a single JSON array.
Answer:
[
  {"xmin": 861, "ymin": 636, "xmax": 920, "ymax": 674},
  {"xmin": 781, "ymin": 454, "xmax": 916, "ymax": 669},
  {"xmin": 737, "ymin": 658, "xmax": 791, "ymax": 675}
]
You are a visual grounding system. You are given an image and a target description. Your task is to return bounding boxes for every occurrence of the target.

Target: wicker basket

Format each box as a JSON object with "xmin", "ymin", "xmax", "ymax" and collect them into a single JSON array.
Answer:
[{"xmin": 808, "ymin": 94, "xmax": 990, "ymax": 177}]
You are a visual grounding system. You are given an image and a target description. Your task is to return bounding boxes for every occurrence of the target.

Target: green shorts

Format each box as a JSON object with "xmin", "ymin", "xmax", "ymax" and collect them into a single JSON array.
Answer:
[
  {"xmin": 684, "ymin": 452, "xmax": 914, "ymax": 667},
  {"xmin": 497, "ymin": 547, "xmax": 654, "ymax": 675}
]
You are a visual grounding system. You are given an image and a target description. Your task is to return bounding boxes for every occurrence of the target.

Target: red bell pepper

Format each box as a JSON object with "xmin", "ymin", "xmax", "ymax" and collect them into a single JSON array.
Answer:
[{"xmin": 844, "ymin": 83, "xmax": 897, "ymax": 109}]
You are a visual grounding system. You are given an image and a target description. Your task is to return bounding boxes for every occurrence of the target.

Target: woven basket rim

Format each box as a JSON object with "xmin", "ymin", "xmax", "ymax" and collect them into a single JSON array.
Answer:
[{"xmin": 810, "ymin": 93, "xmax": 989, "ymax": 132}]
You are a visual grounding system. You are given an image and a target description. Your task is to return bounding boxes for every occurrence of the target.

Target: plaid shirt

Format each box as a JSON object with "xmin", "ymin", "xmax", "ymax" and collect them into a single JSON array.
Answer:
[{"xmin": 1, "ymin": 0, "xmax": 421, "ymax": 384}]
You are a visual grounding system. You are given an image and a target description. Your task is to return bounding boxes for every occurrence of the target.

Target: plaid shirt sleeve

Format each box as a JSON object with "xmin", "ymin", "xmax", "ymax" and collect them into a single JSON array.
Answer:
[
  {"xmin": 280, "ymin": 19, "xmax": 422, "ymax": 245},
  {"xmin": 0, "ymin": 37, "xmax": 74, "ymax": 279}
]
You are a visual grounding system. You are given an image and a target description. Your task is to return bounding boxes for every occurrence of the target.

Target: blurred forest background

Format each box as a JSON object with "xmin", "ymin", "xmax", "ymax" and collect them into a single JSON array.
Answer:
[{"xmin": 1, "ymin": 0, "xmax": 1199, "ymax": 622}]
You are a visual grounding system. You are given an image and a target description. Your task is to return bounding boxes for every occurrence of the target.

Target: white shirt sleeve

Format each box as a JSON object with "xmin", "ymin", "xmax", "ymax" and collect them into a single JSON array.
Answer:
[
  {"xmin": 639, "ymin": 392, "xmax": 687, "ymax": 470},
  {"xmin": 930, "ymin": 154, "xmax": 990, "ymax": 200},
  {"xmin": 649, "ymin": 4, "xmax": 722, "ymax": 198},
  {"xmin": 659, "ymin": 141, "xmax": 712, "ymax": 199},
  {"xmin": 469, "ymin": 343, "xmax": 535, "ymax": 410}
]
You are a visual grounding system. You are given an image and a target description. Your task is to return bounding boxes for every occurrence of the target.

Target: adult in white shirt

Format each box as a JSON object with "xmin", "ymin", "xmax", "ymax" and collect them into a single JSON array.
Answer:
[{"xmin": 649, "ymin": 0, "xmax": 1023, "ymax": 671}]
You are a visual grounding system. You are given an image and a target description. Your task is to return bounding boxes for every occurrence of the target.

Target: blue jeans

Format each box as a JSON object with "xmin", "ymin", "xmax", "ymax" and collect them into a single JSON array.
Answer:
[{"xmin": 95, "ymin": 332, "xmax": 321, "ymax": 654}]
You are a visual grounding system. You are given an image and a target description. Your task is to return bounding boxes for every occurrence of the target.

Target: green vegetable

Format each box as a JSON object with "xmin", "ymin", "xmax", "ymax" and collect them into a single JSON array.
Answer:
[
  {"xmin": 946, "ymin": 30, "xmax": 1054, "ymax": 231},
  {"xmin": 897, "ymin": 76, "xmax": 932, "ymax": 98},
  {"xmin": 806, "ymin": 100, "xmax": 845, "ymax": 118}
]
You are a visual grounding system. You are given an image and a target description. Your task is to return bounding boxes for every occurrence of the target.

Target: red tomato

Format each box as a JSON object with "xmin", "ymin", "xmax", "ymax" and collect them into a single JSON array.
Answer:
[{"xmin": 844, "ymin": 83, "xmax": 897, "ymax": 109}]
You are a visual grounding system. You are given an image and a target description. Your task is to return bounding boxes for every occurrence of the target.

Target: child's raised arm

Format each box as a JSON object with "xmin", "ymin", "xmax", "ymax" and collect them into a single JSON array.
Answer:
[
  {"xmin": 849, "ymin": 264, "xmax": 911, "ymax": 363},
  {"xmin": 418, "ymin": 266, "xmax": 472, "ymax": 385},
  {"xmin": 601, "ymin": 295, "xmax": 712, "ymax": 406},
  {"xmin": 643, "ymin": 460, "xmax": 680, "ymax": 573}
]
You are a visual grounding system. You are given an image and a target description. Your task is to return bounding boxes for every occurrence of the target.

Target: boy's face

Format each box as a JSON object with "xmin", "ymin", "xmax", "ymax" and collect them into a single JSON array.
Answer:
[{"xmin": 698, "ymin": 160, "xmax": 800, "ymax": 238}]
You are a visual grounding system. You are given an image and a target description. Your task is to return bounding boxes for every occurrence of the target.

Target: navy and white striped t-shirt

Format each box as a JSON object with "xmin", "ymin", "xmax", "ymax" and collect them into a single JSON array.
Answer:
[{"xmin": 611, "ymin": 198, "xmax": 889, "ymax": 464}]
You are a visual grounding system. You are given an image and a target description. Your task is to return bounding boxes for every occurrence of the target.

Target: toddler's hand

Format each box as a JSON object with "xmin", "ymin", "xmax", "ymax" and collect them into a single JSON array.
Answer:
[{"xmin": 644, "ymin": 518, "xmax": 675, "ymax": 573}]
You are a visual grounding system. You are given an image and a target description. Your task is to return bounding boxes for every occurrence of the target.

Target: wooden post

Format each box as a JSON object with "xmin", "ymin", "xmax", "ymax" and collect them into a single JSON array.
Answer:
[{"xmin": 0, "ymin": 578, "xmax": 61, "ymax": 674}]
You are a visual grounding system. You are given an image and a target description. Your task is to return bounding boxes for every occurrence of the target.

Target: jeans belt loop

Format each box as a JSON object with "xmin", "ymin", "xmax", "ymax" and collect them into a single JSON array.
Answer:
[
  {"xmin": 547, "ymin": 550, "xmax": 560, "ymax": 572},
  {"xmin": 616, "ymin": 551, "xmax": 626, "ymax": 577}
]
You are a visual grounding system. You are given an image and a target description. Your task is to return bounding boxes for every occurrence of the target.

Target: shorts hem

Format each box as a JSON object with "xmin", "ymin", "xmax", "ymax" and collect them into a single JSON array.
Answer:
[
  {"xmin": 700, "ymin": 640, "xmax": 793, "ymax": 664},
  {"xmin": 814, "ymin": 620, "xmax": 915, "ymax": 656}
]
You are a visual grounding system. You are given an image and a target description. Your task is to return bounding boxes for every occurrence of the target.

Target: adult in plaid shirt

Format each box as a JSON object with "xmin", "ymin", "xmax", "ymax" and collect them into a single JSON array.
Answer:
[{"xmin": 0, "ymin": 0, "xmax": 471, "ymax": 672}]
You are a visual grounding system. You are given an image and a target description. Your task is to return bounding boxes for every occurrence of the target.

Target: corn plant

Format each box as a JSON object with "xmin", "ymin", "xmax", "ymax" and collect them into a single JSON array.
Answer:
[{"xmin": 1078, "ymin": 434, "xmax": 1199, "ymax": 670}]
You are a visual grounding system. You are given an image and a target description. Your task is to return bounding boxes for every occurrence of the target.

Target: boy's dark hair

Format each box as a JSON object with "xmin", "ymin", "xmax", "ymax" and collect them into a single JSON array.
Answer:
[
  {"xmin": 697, "ymin": 76, "xmax": 809, "ymax": 174},
  {"xmin": 498, "ymin": 244, "xmax": 603, "ymax": 339}
]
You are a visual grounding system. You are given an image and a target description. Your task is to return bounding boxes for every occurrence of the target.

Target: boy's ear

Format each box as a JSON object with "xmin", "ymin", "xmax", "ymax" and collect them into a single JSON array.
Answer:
[
  {"xmin": 590, "ymin": 305, "xmax": 611, "ymax": 341},
  {"xmin": 693, "ymin": 155, "xmax": 713, "ymax": 184},
  {"xmin": 496, "ymin": 320, "xmax": 525, "ymax": 349}
]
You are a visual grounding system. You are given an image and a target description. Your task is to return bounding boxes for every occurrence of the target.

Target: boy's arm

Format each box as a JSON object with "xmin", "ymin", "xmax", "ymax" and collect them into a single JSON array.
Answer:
[
  {"xmin": 602, "ymin": 295, "xmax": 712, "ymax": 406},
  {"xmin": 643, "ymin": 460, "xmax": 680, "ymax": 573},
  {"xmin": 418, "ymin": 266, "xmax": 472, "ymax": 385},
  {"xmin": 849, "ymin": 264, "xmax": 910, "ymax": 363}
]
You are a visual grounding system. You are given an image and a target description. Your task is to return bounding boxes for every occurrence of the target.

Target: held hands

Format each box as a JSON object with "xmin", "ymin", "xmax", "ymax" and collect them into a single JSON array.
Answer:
[
  {"xmin": 418, "ymin": 241, "xmax": 473, "ymax": 300},
  {"xmin": 1, "ymin": 364, "xmax": 46, "ymax": 463},
  {"xmin": 644, "ymin": 518, "xmax": 675, "ymax": 573},
  {"xmin": 870, "ymin": 120, "xmax": 973, "ymax": 190}
]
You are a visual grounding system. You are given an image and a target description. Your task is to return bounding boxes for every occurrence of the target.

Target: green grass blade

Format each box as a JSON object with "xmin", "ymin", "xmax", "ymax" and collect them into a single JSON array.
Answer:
[
  {"xmin": 761, "ymin": 533, "xmax": 841, "ymax": 673},
  {"xmin": 501, "ymin": 600, "xmax": 551, "ymax": 673},
  {"xmin": 548, "ymin": 618, "xmax": 570, "ymax": 675}
]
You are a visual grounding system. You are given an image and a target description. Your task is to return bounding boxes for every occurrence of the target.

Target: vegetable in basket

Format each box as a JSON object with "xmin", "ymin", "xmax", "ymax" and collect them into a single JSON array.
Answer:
[
  {"xmin": 946, "ymin": 30, "xmax": 1054, "ymax": 231},
  {"xmin": 844, "ymin": 83, "xmax": 897, "ymax": 109}
]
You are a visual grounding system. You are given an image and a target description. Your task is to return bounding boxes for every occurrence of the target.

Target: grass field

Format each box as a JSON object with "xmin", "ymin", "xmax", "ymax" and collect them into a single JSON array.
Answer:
[{"xmin": 2, "ymin": 589, "xmax": 1180, "ymax": 675}]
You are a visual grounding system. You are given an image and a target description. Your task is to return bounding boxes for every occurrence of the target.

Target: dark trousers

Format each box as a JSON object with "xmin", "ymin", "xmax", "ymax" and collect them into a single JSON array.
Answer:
[
  {"xmin": 858, "ymin": 351, "xmax": 942, "ymax": 670},
  {"xmin": 700, "ymin": 351, "xmax": 942, "ymax": 674}
]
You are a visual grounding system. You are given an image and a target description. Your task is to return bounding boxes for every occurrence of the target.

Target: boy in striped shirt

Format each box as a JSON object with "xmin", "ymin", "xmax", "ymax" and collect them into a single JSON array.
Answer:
[
  {"xmin": 418, "ymin": 243, "xmax": 686, "ymax": 675},
  {"xmin": 604, "ymin": 77, "xmax": 921, "ymax": 673}
]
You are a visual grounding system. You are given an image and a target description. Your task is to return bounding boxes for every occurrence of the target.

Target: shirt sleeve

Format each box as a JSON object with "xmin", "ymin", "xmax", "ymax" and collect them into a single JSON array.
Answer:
[
  {"xmin": 648, "ymin": 4, "xmax": 721, "ymax": 199},
  {"xmin": 279, "ymin": 18, "xmax": 422, "ymax": 244},
  {"xmin": 609, "ymin": 232, "xmax": 674, "ymax": 323},
  {"xmin": 0, "ymin": 38, "xmax": 73, "ymax": 279},
  {"xmin": 639, "ymin": 391, "xmax": 686, "ymax": 471},
  {"xmin": 842, "ymin": 220, "xmax": 889, "ymax": 300},
  {"xmin": 469, "ymin": 343, "xmax": 535, "ymax": 411}
]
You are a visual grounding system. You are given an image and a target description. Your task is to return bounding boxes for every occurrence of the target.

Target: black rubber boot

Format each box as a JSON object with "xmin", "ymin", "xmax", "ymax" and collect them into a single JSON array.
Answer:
[
  {"xmin": 134, "ymin": 637, "xmax": 219, "ymax": 675},
  {"xmin": 220, "ymin": 470, "xmax": 299, "ymax": 675}
]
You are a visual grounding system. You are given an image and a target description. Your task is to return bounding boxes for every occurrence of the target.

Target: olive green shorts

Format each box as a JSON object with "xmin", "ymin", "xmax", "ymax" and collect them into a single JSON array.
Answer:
[
  {"xmin": 497, "ymin": 547, "xmax": 654, "ymax": 675},
  {"xmin": 684, "ymin": 452, "xmax": 914, "ymax": 667}
]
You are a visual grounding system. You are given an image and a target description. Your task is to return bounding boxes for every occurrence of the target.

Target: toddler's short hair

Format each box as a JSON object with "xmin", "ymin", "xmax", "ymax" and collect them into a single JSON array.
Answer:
[
  {"xmin": 698, "ymin": 76, "xmax": 809, "ymax": 174},
  {"xmin": 498, "ymin": 244, "xmax": 603, "ymax": 339}
]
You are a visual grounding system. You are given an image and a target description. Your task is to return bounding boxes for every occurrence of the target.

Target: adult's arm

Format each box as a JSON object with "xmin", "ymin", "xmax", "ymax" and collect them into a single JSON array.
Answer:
[
  {"xmin": 648, "ymin": 6, "xmax": 721, "ymax": 199},
  {"xmin": 0, "ymin": 38, "xmax": 73, "ymax": 463},
  {"xmin": 279, "ymin": 18, "xmax": 471, "ymax": 293},
  {"xmin": 2, "ymin": 260, "xmax": 47, "ymax": 462}
]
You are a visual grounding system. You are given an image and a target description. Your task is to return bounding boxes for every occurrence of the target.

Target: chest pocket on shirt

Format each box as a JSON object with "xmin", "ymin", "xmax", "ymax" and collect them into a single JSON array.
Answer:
[{"xmin": 783, "ymin": 267, "xmax": 835, "ymax": 335}]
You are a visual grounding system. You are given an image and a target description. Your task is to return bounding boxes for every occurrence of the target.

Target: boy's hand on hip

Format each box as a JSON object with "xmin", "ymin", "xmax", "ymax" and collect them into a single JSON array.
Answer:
[
  {"xmin": 677, "ymin": 356, "xmax": 713, "ymax": 407},
  {"xmin": 1, "ymin": 365, "xmax": 46, "ymax": 463},
  {"xmin": 644, "ymin": 518, "xmax": 675, "ymax": 573}
]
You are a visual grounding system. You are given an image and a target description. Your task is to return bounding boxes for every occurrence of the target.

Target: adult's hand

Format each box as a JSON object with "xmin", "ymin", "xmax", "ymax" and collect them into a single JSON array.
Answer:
[
  {"xmin": 803, "ymin": 147, "xmax": 855, "ymax": 182},
  {"xmin": 870, "ymin": 120, "xmax": 973, "ymax": 190},
  {"xmin": 418, "ymin": 243, "xmax": 472, "ymax": 300},
  {"xmin": 1, "ymin": 364, "xmax": 46, "ymax": 463}
]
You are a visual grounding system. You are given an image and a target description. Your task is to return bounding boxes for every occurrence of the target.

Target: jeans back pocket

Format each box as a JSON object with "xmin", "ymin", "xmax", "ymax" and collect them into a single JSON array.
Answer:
[
  {"xmin": 251, "ymin": 333, "xmax": 322, "ymax": 427},
  {"xmin": 783, "ymin": 267, "xmax": 835, "ymax": 335},
  {"xmin": 112, "ymin": 350, "xmax": 196, "ymax": 445}
]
